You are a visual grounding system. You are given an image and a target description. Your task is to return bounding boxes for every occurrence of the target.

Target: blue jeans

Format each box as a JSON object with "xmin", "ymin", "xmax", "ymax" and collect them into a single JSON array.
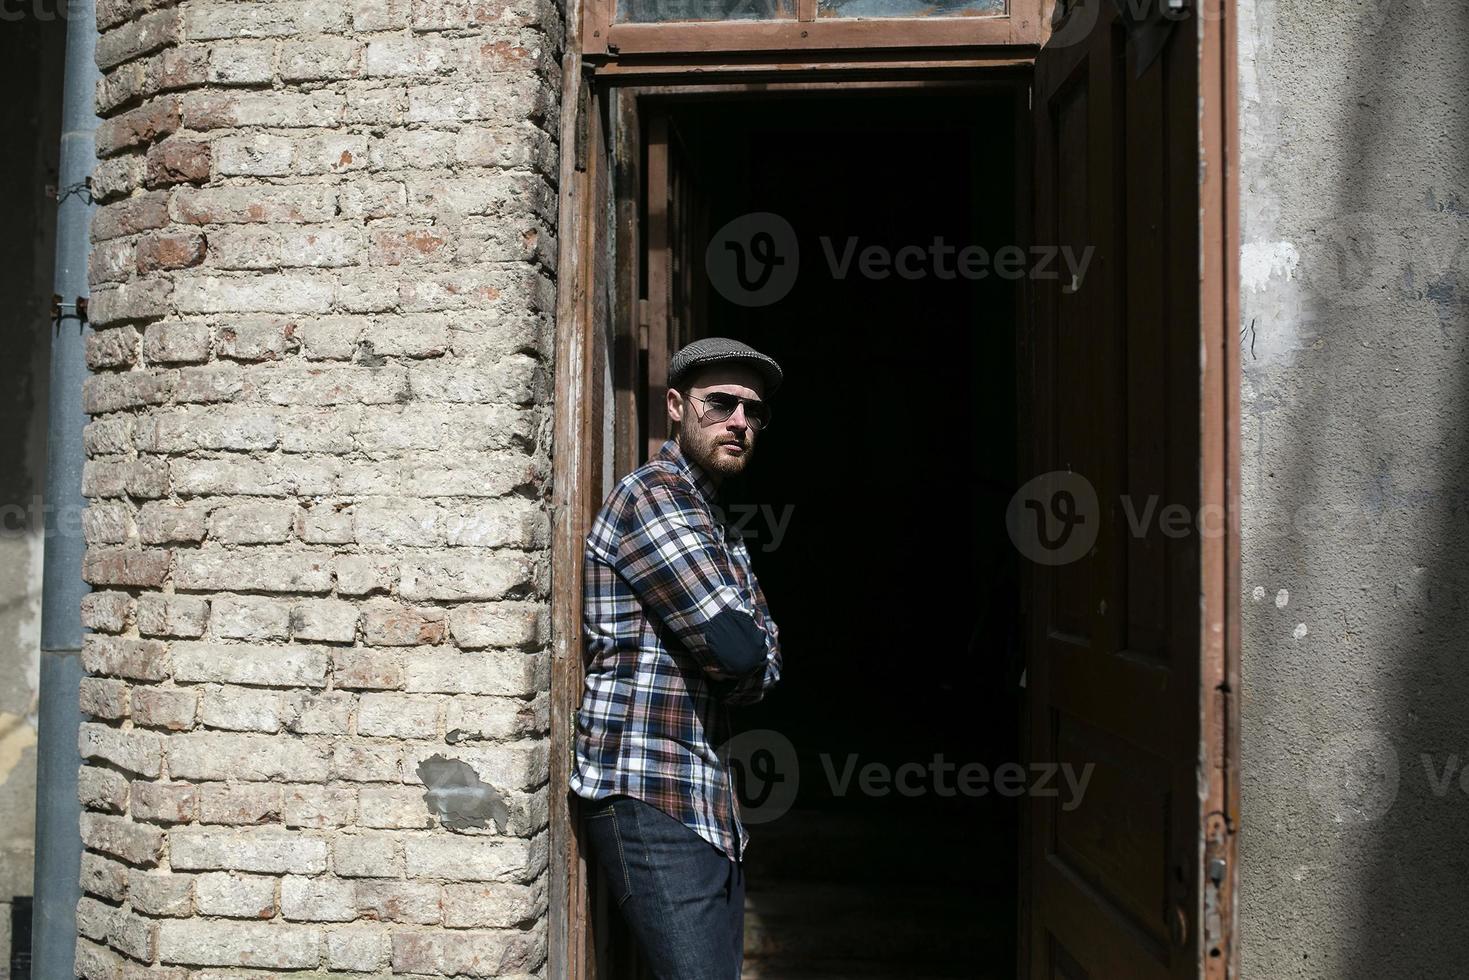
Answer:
[{"xmin": 583, "ymin": 794, "xmax": 745, "ymax": 980}]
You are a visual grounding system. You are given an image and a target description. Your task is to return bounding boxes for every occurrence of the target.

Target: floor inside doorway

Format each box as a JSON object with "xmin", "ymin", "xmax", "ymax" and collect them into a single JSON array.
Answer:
[{"xmin": 661, "ymin": 93, "xmax": 1024, "ymax": 978}]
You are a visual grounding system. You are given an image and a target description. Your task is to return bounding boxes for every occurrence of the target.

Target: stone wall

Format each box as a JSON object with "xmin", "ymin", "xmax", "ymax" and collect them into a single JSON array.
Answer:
[
  {"xmin": 77, "ymin": 0, "xmax": 563, "ymax": 974},
  {"xmin": 1238, "ymin": 0, "xmax": 1469, "ymax": 976}
]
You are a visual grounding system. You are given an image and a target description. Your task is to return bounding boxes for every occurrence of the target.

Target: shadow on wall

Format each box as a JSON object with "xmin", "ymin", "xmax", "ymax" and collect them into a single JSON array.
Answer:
[{"xmin": 1241, "ymin": 0, "xmax": 1469, "ymax": 975}]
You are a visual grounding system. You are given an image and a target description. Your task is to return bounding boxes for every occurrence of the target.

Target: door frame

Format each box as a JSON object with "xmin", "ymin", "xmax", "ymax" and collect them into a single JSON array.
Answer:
[{"xmin": 546, "ymin": 5, "xmax": 1240, "ymax": 975}]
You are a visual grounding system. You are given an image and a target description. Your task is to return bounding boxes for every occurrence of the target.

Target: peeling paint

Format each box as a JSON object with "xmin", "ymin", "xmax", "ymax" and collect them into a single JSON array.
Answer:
[
  {"xmin": 1240, "ymin": 240, "xmax": 1300, "ymax": 292},
  {"xmin": 0, "ymin": 712, "xmax": 37, "ymax": 782},
  {"xmin": 1275, "ymin": 589, "xmax": 1289, "ymax": 608},
  {"xmin": 1292, "ymin": 623, "xmax": 1308, "ymax": 640},
  {"xmin": 416, "ymin": 753, "xmax": 510, "ymax": 833}
]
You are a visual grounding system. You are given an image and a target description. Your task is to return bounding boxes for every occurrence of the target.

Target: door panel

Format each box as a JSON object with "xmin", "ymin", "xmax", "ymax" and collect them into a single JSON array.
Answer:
[{"xmin": 1026, "ymin": 1, "xmax": 1238, "ymax": 977}]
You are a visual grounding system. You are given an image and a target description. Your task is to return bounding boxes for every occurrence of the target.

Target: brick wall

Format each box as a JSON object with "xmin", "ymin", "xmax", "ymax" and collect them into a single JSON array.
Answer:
[{"xmin": 77, "ymin": 0, "xmax": 563, "ymax": 974}]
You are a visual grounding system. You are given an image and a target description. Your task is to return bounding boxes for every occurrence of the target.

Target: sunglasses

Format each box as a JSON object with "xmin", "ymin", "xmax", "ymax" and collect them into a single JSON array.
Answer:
[{"xmin": 686, "ymin": 391, "xmax": 772, "ymax": 431}]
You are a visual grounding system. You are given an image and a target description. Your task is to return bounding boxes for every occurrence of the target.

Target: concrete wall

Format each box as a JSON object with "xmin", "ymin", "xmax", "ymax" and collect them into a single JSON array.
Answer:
[
  {"xmin": 75, "ymin": 0, "xmax": 561, "ymax": 974},
  {"xmin": 0, "ymin": 9, "xmax": 67, "ymax": 976},
  {"xmin": 1238, "ymin": 0, "xmax": 1469, "ymax": 976}
]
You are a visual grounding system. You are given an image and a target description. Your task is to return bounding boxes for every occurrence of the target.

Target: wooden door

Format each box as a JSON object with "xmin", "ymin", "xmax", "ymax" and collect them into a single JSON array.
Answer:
[
  {"xmin": 637, "ymin": 110, "xmax": 710, "ymax": 464},
  {"xmin": 1023, "ymin": 1, "xmax": 1238, "ymax": 977}
]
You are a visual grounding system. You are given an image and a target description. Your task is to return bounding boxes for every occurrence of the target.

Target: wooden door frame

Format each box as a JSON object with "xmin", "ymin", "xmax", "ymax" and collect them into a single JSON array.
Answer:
[{"xmin": 547, "ymin": 4, "xmax": 1240, "ymax": 974}]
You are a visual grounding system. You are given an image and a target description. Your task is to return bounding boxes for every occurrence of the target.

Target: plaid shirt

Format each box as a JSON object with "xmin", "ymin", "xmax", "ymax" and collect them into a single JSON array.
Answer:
[{"xmin": 570, "ymin": 438, "xmax": 782, "ymax": 860}]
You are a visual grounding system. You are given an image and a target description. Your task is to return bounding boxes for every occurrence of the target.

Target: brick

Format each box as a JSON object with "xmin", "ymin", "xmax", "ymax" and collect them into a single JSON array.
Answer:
[
  {"xmin": 444, "ymin": 694, "xmax": 543, "ymax": 742},
  {"xmin": 297, "ymin": 504, "xmax": 354, "ymax": 545},
  {"xmin": 402, "ymin": 834, "xmax": 542, "ymax": 883},
  {"xmin": 183, "ymin": 3, "xmax": 349, "ymax": 40},
  {"xmin": 91, "ymin": 192, "xmax": 169, "ymax": 241},
  {"xmin": 182, "ymin": 89, "xmax": 347, "ymax": 129},
  {"xmin": 144, "ymin": 139, "xmax": 211, "ymax": 187},
  {"xmin": 403, "ymin": 649, "xmax": 546, "ymax": 697},
  {"xmin": 129, "ymin": 780, "xmax": 200, "ymax": 823},
  {"xmin": 82, "ymin": 548, "xmax": 172, "ymax": 588},
  {"xmin": 81, "ymin": 591, "xmax": 133, "ymax": 634},
  {"xmin": 201, "ymin": 40, "xmax": 275, "ymax": 85},
  {"xmin": 362, "ymin": 601, "xmax": 446, "ymax": 647},
  {"xmin": 353, "ymin": 878, "xmax": 441, "ymax": 924},
  {"xmin": 352, "ymin": 0, "xmax": 410, "ymax": 30},
  {"xmin": 398, "ymin": 553, "xmax": 536, "ymax": 602},
  {"xmin": 296, "ymin": 133, "xmax": 369, "ymax": 175},
  {"xmin": 82, "ymin": 502, "xmax": 132, "ymax": 545},
  {"xmin": 74, "ymin": 938, "xmax": 121, "ymax": 980},
  {"xmin": 357, "ymin": 692, "xmax": 439, "ymax": 738},
  {"xmin": 172, "ymin": 365, "xmax": 244, "ymax": 404},
  {"xmin": 82, "ymin": 634, "xmax": 170, "ymax": 681},
  {"xmin": 169, "ymin": 456, "xmax": 338, "ymax": 497},
  {"xmin": 283, "ymin": 785, "xmax": 357, "ymax": 829},
  {"xmin": 253, "ymin": 365, "xmax": 410, "ymax": 405},
  {"xmin": 91, "ymin": 154, "xmax": 147, "ymax": 201},
  {"xmin": 78, "ymin": 766, "xmax": 130, "ymax": 814},
  {"xmin": 356, "ymin": 786, "xmax": 435, "ymax": 831},
  {"xmin": 169, "ymin": 828, "xmax": 328, "ymax": 874},
  {"xmin": 326, "ymin": 923, "xmax": 391, "ymax": 972},
  {"xmin": 194, "ymin": 871, "xmax": 276, "ymax": 918},
  {"xmin": 334, "ymin": 554, "xmax": 397, "ymax": 595},
  {"xmin": 96, "ymin": 8, "xmax": 180, "ymax": 69},
  {"xmin": 441, "ymin": 880, "xmax": 543, "ymax": 928},
  {"xmin": 136, "ymin": 230, "xmax": 207, "ymax": 272},
  {"xmin": 167, "ymin": 732, "xmax": 331, "ymax": 782},
  {"xmin": 403, "ymin": 742, "xmax": 546, "ymax": 793},
  {"xmin": 289, "ymin": 599, "xmax": 359, "ymax": 643},
  {"xmin": 83, "ymin": 458, "xmax": 170, "ymax": 500},
  {"xmin": 213, "ymin": 133, "xmax": 294, "ymax": 176},
  {"xmin": 83, "ymin": 417, "xmax": 136, "ymax": 456},
  {"xmin": 130, "ymin": 686, "xmax": 199, "ymax": 730},
  {"xmin": 80, "ymin": 851, "xmax": 130, "ymax": 902},
  {"xmin": 331, "ymin": 649, "xmax": 403, "ymax": 690},
  {"xmin": 133, "ymin": 406, "xmax": 278, "ymax": 453},
  {"xmin": 156, "ymin": 919, "xmax": 322, "ymax": 968},
  {"xmin": 210, "ymin": 595, "xmax": 291, "ymax": 641},
  {"xmin": 331, "ymin": 741, "xmax": 403, "ymax": 782},
  {"xmin": 90, "ymin": 279, "xmax": 175, "ymax": 327},
  {"xmin": 96, "ymin": 97, "xmax": 181, "ymax": 157},
  {"xmin": 448, "ymin": 601, "xmax": 544, "ymax": 650},
  {"xmin": 128, "ymin": 870, "xmax": 194, "ymax": 917},
  {"xmin": 286, "ymin": 692, "xmax": 355, "ymax": 735},
  {"xmin": 141, "ymin": 321, "xmax": 211, "ymax": 364},
  {"xmin": 83, "ymin": 370, "xmax": 171, "ymax": 414},
  {"xmin": 209, "ymin": 501, "xmax": 296, "ymax": 544},
  {"xmin": 82, "ymin": 812, "xmax": 166, "ymax": 866},
  {"xmin": 174, "ymin": 548, "xmax": 332, "ymax": 593},
  {"xmin": 279, "ymin": 37, "xmax": 361, "ymax": 82},
  {"xmin": 170, "ymin": 186, "xmax": 337, "ymax": 225},
  {"xmin": 209, "ymin": 225, "xmax": 363, "ymax": 270},
  {"xmin": 216, "ymin": 318, "xmax": 300, "ymax": 361},
  {"xmin": 330, "ymin": 832, "xmax": 401, "ymax": 878},
  {"xmin": 136, "ymin": 594, "xmax": 210, "ymax": 638},
  {"xmin": 171, "ymin": 641, "xmax": 330, "ymax": 687},
  {"xmin": 173, "ymin": 272, "xmax": 335, "ymax": 315},
  {"xmin": 200, "ymin": 684, "xmax": 292, "ymax": 732},
  {"xmin": 91, "ymin": 236, "xmax": 136, "ymax": 283},
  {"xmin": 137, "ymin": 500, "xmax": 208, "ymax": 544},
  {"xmin": 198, "ymin": 782, "xmax": 284, "ymax": 825},
  {"xmin": 391, "ymin": 928, "xmax": 545, "ymax": 976},
  {"xmin": 80, "ymin": 677, "xmax": 131, "ymax": 720},
  {"xmin": 280, "ymin": 874, "xmax": 357, "ymax": 922}
]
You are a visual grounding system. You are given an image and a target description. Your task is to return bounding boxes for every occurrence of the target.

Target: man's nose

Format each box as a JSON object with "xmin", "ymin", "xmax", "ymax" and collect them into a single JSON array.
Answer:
[{"xmin": 726, "ymin": 404, "xmax": 749, "ymax": 429}]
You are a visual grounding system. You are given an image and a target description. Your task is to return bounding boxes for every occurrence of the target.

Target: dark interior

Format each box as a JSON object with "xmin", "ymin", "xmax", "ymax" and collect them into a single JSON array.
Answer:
[{"xmin": 653, "ymin": 92, "xmax": 1024, "ymax": 978}]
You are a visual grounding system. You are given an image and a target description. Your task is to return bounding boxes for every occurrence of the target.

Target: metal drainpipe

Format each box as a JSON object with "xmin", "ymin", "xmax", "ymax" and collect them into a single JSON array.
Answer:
[{"xmin": 34, "ymin": 0, "xmax": 99, "ymax": 974}]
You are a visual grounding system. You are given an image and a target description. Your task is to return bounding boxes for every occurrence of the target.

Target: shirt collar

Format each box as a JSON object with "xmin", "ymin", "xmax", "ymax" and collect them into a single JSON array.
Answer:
[{"xmin": 655, "ymin": 437, "xmax": 722, "ymax": 508}]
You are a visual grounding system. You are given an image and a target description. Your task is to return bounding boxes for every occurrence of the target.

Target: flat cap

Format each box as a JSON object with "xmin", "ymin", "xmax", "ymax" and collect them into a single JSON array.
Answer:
[{"xmin": 668, "ymin": 336, "xmax": 783, "ymax": 395}]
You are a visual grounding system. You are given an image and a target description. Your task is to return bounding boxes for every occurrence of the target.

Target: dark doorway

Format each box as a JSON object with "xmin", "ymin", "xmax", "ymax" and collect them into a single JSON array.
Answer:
[{"xmin": 653, "ymin": 92, "xmax": 1024, "ymax": 978}]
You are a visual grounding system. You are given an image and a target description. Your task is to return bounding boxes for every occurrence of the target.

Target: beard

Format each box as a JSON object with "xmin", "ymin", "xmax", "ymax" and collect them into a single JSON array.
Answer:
[{"xmin": 683, "ymin": 427, "xmax": 753, "ymax": 477}]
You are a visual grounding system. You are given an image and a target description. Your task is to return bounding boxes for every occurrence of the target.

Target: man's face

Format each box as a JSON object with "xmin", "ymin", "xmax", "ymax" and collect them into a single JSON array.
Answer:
[{"xmin": 668, "ymin": 364, "xmax": 767, "ymax": 479}]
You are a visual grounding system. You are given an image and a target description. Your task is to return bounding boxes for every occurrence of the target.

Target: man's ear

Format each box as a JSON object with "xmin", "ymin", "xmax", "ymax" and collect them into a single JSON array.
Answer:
[{"xmin": 666, "ymin": 386, "xmax": 685, "ymax": 426}]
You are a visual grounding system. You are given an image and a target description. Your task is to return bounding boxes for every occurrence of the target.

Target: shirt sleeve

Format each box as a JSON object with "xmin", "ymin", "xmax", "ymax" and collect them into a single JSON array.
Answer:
[
  {"xmin": 719, "ymin": 570, "xmax": 782, "ymax": 705},
  {"xmin": 611, "ymin": 483, "xmax": 771, "ymax": 682}
]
